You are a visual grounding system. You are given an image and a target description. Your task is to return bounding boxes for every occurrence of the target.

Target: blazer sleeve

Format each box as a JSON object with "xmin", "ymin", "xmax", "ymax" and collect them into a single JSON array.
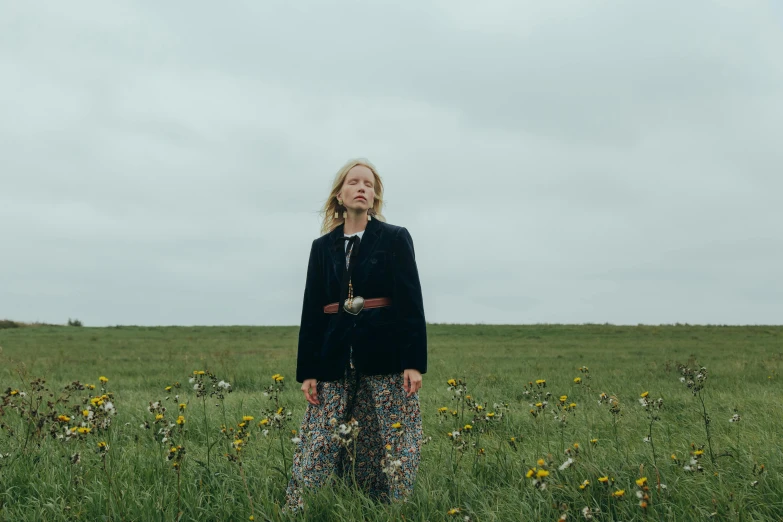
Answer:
[
  {"xmin": 392, "ymin": 227, "xmax": 427, "ymax": 374},
  {"xmin": 296, "ymin": 238, "xmax": 328, "ymax": 383}
]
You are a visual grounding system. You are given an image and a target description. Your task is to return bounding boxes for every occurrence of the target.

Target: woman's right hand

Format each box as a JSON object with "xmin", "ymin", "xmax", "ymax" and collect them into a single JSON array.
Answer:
[{"xmin": 301, "ymin": 379, "xmax": 320, "ymax": 406}]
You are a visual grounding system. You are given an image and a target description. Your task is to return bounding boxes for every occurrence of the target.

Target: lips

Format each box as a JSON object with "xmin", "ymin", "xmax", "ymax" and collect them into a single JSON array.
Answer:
[{"xmin": 355, "ymin": 196, "xmax": 366, "ymax": 201}]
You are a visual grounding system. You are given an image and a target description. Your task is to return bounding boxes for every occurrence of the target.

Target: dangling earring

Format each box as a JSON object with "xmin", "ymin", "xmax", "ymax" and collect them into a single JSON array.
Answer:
[
  {"xmin": 335, "ymin": 198, "xmax": 342, "ymax": 219},
  {"xmin": 367, "ymin": 210, "xmax": 372, "ymax": 221},
  {"xmin": 343, "ymin": 210, "xmax": 347, "ymax": 218}
]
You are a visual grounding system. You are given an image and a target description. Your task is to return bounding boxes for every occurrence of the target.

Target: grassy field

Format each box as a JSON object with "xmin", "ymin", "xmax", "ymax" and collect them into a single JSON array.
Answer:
[{"xmin": 0, "ymin": 324, "xmax": 781, "ymax": 521}]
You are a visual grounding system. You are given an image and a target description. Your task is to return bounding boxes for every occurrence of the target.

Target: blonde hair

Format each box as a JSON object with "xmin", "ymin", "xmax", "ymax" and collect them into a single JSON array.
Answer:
[{"xmin": 319, "ymin": 158, "xmax": 386, "ymax": 235}]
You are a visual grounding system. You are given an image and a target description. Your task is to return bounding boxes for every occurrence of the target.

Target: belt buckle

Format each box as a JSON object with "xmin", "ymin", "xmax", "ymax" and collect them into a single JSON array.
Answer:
[{"xmin": 343, "ymin": 296, "xmax": 365, "ymax": 315}]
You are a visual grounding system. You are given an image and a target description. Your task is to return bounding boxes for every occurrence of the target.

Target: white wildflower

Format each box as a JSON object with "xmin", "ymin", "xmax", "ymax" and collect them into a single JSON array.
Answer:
[{"xmin": 558, "ymin": 458, "xmax": 574, "ymax": 471}]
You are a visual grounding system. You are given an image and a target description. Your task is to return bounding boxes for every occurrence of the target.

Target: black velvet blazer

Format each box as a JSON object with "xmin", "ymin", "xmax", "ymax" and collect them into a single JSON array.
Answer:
[{"xmin": 295, "ymin": 217, "xmax": 427, "ymax": 383}]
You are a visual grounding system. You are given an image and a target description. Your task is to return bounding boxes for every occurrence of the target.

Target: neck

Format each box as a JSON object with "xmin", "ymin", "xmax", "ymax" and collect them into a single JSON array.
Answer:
[{"xmin": 343, "ymin": 209, "xmax": 368, "ymax": 235}]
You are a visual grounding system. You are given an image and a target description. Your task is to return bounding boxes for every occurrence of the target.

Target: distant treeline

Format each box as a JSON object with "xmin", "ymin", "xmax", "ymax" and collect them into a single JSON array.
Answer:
[{"xmin": 0, "ymin": 318, "xmax": 83, "ymax": 328}]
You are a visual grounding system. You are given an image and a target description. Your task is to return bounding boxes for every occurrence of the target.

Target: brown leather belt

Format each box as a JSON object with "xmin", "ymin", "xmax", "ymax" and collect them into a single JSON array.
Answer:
[{"xmin": 323, "ymin": 297, "xmax": 392, "ymax": 314}]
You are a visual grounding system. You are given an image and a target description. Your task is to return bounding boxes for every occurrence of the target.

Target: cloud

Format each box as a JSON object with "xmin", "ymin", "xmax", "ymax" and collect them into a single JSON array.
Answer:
[{"xmin": 1, "ymin": 1, "xmax": 781, "ymax": 325}]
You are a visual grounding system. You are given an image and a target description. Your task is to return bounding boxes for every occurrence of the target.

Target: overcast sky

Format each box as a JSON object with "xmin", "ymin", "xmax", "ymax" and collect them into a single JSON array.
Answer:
[{"xmin": 2, "ymin": 1, "xmax": 782, "ymax": 326}]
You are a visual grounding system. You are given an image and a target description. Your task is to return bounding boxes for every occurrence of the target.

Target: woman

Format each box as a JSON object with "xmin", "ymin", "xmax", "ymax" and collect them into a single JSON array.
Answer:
[{"xmin": 285, "ymin": 158, "xmax": 427, "ymax": 511}]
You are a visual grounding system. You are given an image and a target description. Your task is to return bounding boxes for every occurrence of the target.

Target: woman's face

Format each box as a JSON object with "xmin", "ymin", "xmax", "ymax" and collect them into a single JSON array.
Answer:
[{"xmin": 339, "ymin": 165, "xmax": 376, "ymax": 211}]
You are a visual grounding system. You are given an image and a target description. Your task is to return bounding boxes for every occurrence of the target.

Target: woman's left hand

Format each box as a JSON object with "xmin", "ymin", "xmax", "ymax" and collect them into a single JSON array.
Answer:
[{"xmin": 403, "ymin": 369, "xmax": 422, "ymax": 397}]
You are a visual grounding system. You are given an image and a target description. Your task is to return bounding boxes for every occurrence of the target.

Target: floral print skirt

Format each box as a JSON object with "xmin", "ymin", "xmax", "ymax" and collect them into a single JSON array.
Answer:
[{"xmin": 285, "ymin": 362, "xmax": 422, "ymax": 511}]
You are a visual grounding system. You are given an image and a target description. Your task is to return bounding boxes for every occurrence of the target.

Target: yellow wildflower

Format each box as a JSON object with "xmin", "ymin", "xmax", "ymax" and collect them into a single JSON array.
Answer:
[
  {"xmin": 573, "ymin": 443, "xmax": 580, "ymax": 450},
  {"xmin": 242, "ymin": 416, "xmax": 254, "ymax": 422},
  {"xmin": 165, "ymin": 386, "xmax": 172, "ymax": 392},
  {"xmin": 97, "ymin": 441, "xmax": 107, "ymax": 449},
  {"xmin": 569, "ymin": 403, "xmax": 577, "ymax": 409},
  {"xmin": 535, "ymin": 379, "xmax": 546, "ymax": 385},
  {"xmin": 259, "ymin": 419, "xmax": 269, "ymax": 426},
  {"xmin": 525, "ymin": 468, "xmax": 535, "ymax": 478},
  {"xmin": 447, "ymin": 508, "xmax": 460, "ymax": 515},
  {"xmin": 276, "ymin": 407, "xmax": 284, "ymax": 415},
  {"xmin": 693, "ymin": 449, "xmax": 704, "ymax": 456},
  {"xmin": 10, "ymin": 390, "xmax": 19, "ymax": 396},
  {"xmin": 598, "ymin": 476, "xmax": 609, "ymax": 483},
  {"xmin": 438, "ymin": 407, "xmax": 448, "ymax": 413},
  {"xmin": 559, "ymin": 395, "xmax": 567, "ymax": 402},
  {"xmin": 486, "ymin": 412, "xmax": 495, "ymax": 418},
  {"xmin": 82, "ymin": 410, "xmax": 90, "ymax": 417},
  {"xmin": 176, "ymin": 416, "xmax": 186, "ymax": 425},
  {"xmin": 385, "ymin": 444, "xmax": 392, "ymax": 450},
  {"xmin": 463, "ymin": 424, "xmax": 472, "ymax": 431},
  {"xmin": 447, "ymin": 379, "xmax": 457, "ymax": 386},
  {"xmin": 613, "ymin": 489, "xmax": 625, "ymax": 498},
  {"xmin": 57, "ymin": 415, "xmax": 71, "ymax": 422},
  {"xmin": 537, "ymin": 458, "xmax": 546, "ymax": 467},
  {"xmin": 179, "ymin": 403, "xmax": 186, "ymax": 410},
  {"xmin": 636, "ymin": 477, "xmax": 647, "ymax": 487},
  {"xmin": 535, "ymin": 402, "xmax": 543, "ymax": 408},
  {"xmin": 536, "ymin": 469, "xmax": 549, "ymax": 478},
  {"xmin": 99, "ymin": 376, "xmax": 108, "ymax": 384},
  {"xmin": 77, "ymin": 427, "xmax": 91, "ymax": 434},
  {"xmin": 155, "ymin": 414, "xmax": 164, "ymax": 421},
  {"xmin": 640, "ymin": 391, "xmax": 649, "ymax": 398},
  {"xmin": 590, "ymin": 438, "xmax": 598, "ymax": 444},
  {"xmin": 574, "ymin": 377, "xmax": 582, "ymax": 384},
  {"xmin": 579, "ymin": 480, "xmax": 590, "ymax": 490}
]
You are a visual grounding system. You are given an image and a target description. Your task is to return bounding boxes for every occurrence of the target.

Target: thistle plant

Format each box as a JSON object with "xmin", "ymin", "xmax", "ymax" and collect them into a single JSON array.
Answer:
[
  {"xmin": 225, "ymin": 413, "xmax": 257, "ymax": 522},
  {"xmin": 638, "ymin": 391, "xmax": 663, "ymax": 471},
  {"xmin": 551, "ymin": 394, "xmax": 577, "ymax": 455},
  {"xmin": 598, "ymin": 392, "xmax": 622, "ymax": 447},
  {"xmin": 677, "ymin": 363, "xmax": 731, "ymax": 463},
  {"xmin": 259, "ymin": 373, "xmax": 292, "ymax": 479},
  {"xmin": 330, "ymin": 417, "xmax": 361, "ymax": 490}
]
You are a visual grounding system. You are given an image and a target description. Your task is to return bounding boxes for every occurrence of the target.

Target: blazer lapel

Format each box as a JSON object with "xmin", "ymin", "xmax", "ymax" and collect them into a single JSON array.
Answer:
[
  {"xmin": 351, "ymin": 217, "xmax": 382, "ymax": 270},
  {"xmin": 327, "ymin": 217, "xmax": 383, "ymax": 282},
  {"xmin": 328, "ymin": 223, "xmax": 347, "ymax": 282}
]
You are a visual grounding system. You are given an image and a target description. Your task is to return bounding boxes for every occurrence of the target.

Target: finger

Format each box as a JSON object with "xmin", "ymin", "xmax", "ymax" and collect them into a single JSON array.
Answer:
[
  {"xmin": 309, "ymin": 386, "xmax": 320, "ymax": 405},
  {"xmin": 404, "ymin": 373, "xmax": 411, "ymax": 393},
  {"xmin": 303, "ymin": 387, "xmax": 317, "ymax": 406}
]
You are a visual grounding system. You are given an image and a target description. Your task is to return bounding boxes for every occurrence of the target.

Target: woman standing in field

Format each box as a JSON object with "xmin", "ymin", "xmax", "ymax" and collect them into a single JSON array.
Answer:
[{"xmin": 285, "ymin": 158, "xmax": 427, "ymax": 511}]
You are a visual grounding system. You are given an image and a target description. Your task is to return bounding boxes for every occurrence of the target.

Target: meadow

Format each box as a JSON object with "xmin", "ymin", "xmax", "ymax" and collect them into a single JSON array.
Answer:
[{"xmin": 0, "ymin": 323, "xmax": 781, "ymax": 521}]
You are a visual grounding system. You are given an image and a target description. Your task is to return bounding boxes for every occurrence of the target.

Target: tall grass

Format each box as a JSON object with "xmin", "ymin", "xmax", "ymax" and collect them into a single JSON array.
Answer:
[{"xmin": 0, "ymin": 324, "xmax": 781, "ymax": 521}]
